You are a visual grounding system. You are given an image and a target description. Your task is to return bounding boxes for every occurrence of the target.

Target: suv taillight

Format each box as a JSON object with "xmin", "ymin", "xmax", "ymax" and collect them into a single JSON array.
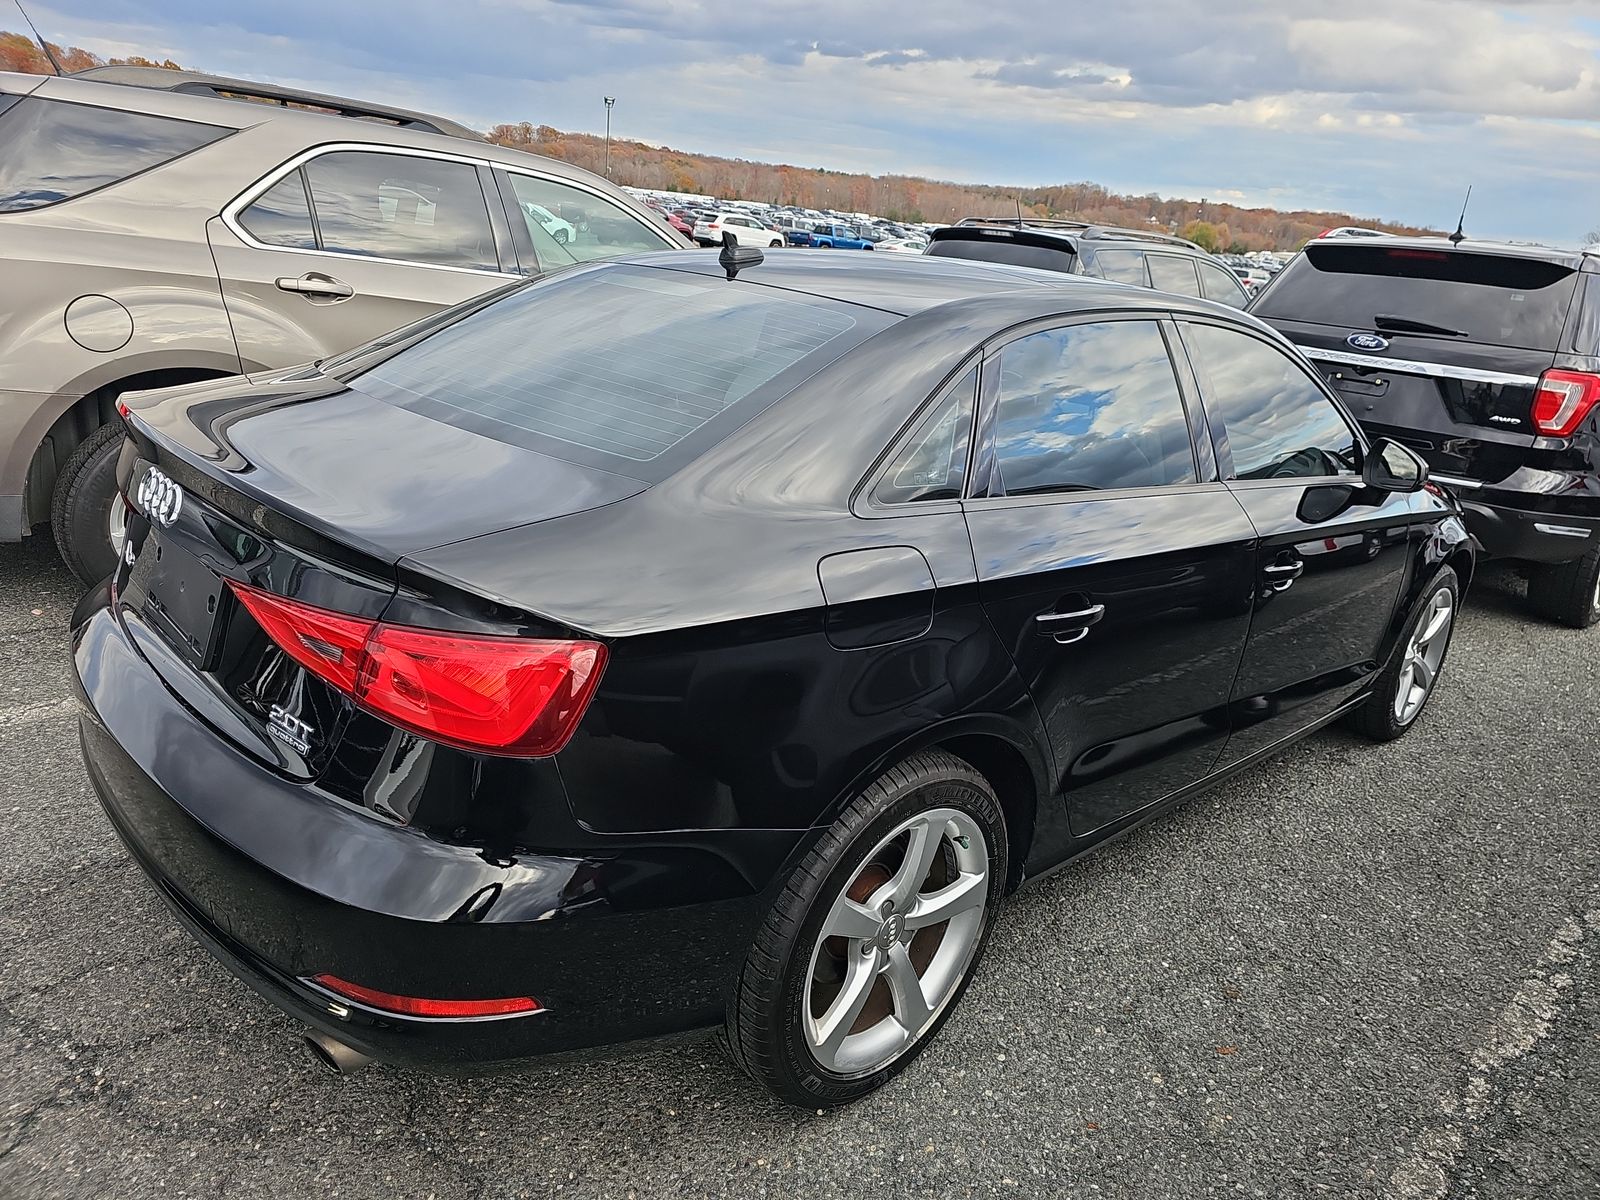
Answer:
[
  {"xmin": 1531, "ymin": 369, "xmax": 1600, "ymax": 438},
  {"xmin": 229, "ymin": 582, "xmax": 606, "ymax": 757}
]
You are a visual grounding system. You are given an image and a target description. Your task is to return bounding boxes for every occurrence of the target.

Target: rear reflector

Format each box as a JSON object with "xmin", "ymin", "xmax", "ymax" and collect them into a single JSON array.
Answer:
[
  {"xmin": 228, "ymin": 582, "xmax": 606, "ymax": 757},
  {"xmin": 1531, "ymin": 369, "xmax": 1600, "ymax": 438},
  {"xmin": 309, "ymin": 973, "xmax": 540, "ymax": 1019}
]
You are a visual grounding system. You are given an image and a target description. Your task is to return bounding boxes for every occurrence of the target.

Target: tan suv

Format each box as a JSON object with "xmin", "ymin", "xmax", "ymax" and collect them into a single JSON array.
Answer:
[{"xmin": 0, "ymin": 65, "xmax": 690, "ymax": 584}]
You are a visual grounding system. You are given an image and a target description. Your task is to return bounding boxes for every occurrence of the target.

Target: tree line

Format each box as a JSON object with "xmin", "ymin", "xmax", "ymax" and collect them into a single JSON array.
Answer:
[{"xmin": 1, "ymin": 31, "xmax": 1437, "ymax": 251}]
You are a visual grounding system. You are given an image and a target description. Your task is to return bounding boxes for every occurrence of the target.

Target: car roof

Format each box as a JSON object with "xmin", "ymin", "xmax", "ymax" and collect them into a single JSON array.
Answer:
[
  {"xmin": 621, "ymin": 248, "xmax": 1258, "ymax": 322},
  {"xmin": 67, "ymin": 65, "xmax": 480, "ymax": 140},
  {"xmin": 1307, "ymin": 233, "xmax": 1588, "ymax": 267}
]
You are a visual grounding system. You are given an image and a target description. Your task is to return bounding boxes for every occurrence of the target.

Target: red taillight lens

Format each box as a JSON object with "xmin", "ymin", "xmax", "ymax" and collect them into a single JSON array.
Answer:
[
  {"xmin": 309, "ymin": 974, "xmax": 540, "ymax": 1019},
  {"xmin": 227, "ymin": 582, "xmax": 605, "ymax": 757},
  {"xmin": 1531, "ymin": 369, "xmax": 1600, "ymax": 438},
  {"xmin": 230, "ymin": 583, "xmax": 375, "ymax": 692},
  {"xmin": 360, "ymin": 625, "xmax": 605, "ymax": 756}
]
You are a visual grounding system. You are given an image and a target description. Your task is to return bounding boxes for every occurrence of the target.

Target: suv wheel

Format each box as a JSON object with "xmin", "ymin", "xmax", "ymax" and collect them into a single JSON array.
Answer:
[
  {"xmin": 1526, "ymin": 546, "xmax": 1600, "ymax": 629},
  {"xmin": 724, "ymin": 751, "xmax": 1007, "ymax": 1108},
  {"xmin": 50, "ymin": 422, "xmax": 126, "ymax": 587},
  {"xmin": 1346, "ymin": 566, "xmax": 1459, "ymax": 741}
]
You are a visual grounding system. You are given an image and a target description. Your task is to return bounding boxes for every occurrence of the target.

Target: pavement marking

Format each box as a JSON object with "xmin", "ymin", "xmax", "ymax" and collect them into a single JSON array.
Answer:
[
  {"xmin": 1389, "ymin": 904, "xmax": 1596, "ymax": 1198},
  {"xmin": 0, "ymin": 697, "xmax": 78, "ymax": 728}
]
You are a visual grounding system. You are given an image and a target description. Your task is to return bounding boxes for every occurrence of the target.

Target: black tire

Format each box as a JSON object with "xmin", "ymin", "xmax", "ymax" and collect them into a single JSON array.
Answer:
[
  {"xmin": 553, "ymin": 229, "xmax": 569, "ymax": 244},
  {"xmin": 724, "ymin": 750, "xmax": 1008, "ymax": 1108},
  {"xmin": 1345, "ymin": 566, "xmax": 1460, "ymax": 742},
  {"xmin": 50, "ymin": 421, "xmax": 125, "ymax": 587},
  {"xmin": 1526, "ymin": 546, "xmax": 1600, "ymax": 629}
]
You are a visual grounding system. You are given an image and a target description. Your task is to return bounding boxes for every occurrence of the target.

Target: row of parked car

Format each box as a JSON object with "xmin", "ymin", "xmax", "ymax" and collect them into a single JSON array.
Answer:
[{"xmin": 9, "ymin": 64, "xmax": 1600, "ymax": 1111}]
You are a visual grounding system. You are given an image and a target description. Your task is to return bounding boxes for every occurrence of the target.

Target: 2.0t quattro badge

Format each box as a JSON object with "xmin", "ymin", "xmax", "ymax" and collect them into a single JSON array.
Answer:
[{"xmin": 136, "ymin": 467, "xmax": 183, "ymax": 527}]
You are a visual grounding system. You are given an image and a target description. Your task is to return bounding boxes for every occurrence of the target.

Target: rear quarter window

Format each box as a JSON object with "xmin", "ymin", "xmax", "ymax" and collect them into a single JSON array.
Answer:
[
  {"xmin": 0, "ymin": 97, "xmax": 227, "ymax": 212},
  {"xmin": 347, "ymin": 264, "xmax": 881, "ymax": 481},
  {"xmin": 1255, "ymin": 244, "xmax": 1580, "ymax": 352}
]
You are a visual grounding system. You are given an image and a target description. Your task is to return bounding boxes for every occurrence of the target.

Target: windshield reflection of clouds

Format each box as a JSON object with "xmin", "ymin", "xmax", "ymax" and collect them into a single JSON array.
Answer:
[{"xmin": 992, "ymin": 321, "xmax": 1197, "ymax": 494}]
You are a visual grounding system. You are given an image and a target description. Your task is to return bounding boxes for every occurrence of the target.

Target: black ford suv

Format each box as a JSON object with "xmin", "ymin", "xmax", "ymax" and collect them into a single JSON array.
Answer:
[
  {"xmin": 1252, "ymin": 237, "xmax": 1600, "ymax": 627},
  {"xmin": 924, "ymin": 218, "xmax": 1253, "ymax": 308}
]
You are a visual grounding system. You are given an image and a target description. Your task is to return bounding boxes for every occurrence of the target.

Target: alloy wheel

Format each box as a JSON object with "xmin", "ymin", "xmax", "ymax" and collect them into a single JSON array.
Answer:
[
  {"xmin": 1393, "ymin": 587, "xmax": 1454, "ymax": 724},
  {"xmin": 802, "ymin": 807, "xmax": 989, "ymax": 1077}
]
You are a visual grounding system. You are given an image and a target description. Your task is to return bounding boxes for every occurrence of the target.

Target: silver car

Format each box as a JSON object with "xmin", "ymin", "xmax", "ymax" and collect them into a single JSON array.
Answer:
[{"xmin": 0, "ymin": 66, "xmax": 691, "ymax": 584}]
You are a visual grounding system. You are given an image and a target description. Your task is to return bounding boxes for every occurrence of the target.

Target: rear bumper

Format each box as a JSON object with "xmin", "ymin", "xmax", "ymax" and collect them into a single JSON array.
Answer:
[
  {"xmin": 72, "ymin": 602, "xmax": 766, "ymax": 1070},
  {"xmin": 1454, "ymin": 497, "xmax": 1600, "ymax": 564}
]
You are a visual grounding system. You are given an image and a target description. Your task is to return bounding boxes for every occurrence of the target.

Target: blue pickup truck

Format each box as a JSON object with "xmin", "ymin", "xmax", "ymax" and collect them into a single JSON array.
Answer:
[{"xmin": 786, "ymin": 222, "xmax": 875, "ymax": 250}]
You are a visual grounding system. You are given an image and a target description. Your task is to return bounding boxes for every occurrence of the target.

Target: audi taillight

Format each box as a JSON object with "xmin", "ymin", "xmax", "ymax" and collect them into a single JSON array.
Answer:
[
  {"xmin": 1531, "ymin": 369, "xmax": 1600, "ymax": 438},
  {"xmin": 228, "ymin": 582, "xmax": 606, "ymax": 757}
]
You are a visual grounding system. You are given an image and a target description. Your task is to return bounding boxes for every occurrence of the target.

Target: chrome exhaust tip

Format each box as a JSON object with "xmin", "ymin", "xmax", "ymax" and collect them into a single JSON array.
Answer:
[{"xmin": 304, "ymin": 1032, "xmax": 374, "ymax": 1075}]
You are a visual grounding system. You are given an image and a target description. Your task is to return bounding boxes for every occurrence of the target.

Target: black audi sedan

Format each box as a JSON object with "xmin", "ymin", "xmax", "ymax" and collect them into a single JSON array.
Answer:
[{"xmin": 74, "ymin": 250, "xmax": 1472, "ymax": 1108}]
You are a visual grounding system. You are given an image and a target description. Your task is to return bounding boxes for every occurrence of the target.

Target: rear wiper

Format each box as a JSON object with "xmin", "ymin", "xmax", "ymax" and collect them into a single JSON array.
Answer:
[{"xmin": 1373, "ymin": 314, "xmax": 1469, "ymax": 338}]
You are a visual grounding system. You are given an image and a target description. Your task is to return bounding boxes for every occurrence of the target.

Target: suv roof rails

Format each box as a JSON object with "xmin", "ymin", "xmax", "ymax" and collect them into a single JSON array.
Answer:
[
  {"xmin": 68, "ymin": 66, "xmax": 482, "ymax": 141},
  {"xmin": 952, "ymin": 216, "xmax": 1205, "ymax": 253}
]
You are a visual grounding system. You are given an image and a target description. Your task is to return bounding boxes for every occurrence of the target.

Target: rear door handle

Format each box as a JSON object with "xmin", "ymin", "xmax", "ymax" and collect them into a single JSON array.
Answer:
[
  {"xmin": 1035, "ymin": 602, "xmax": 1105, "ymax": 644},
  {"xmin": 1263, "ymin": 560, "xmax": 1304, "ymax": 591},
  {"xmin": 275, "ymin": 273, "xmax": 354, "ymax": 301}
]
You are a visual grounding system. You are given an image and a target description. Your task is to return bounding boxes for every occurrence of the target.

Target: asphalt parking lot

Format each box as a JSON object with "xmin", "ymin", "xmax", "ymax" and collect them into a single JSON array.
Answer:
[{"xmin": 1, "ymin": 534, "xmax": 1595, "ymax": 1200}]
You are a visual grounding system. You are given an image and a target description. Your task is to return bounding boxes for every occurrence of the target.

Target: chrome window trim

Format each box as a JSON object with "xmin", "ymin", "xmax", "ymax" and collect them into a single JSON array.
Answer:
[
  {"xmin": 223, "ymin": 141, "xmax": 673, "ymax": 277},
  {"xmin": 1297, "ymin": 346, "xmax": 1541, "ymax": 388},
  {"xmin": 1430, "ymin": 473, "xmax": 1484, "ymax": 490}
]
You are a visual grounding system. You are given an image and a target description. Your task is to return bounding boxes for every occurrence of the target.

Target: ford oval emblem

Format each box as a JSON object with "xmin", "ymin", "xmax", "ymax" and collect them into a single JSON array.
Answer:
[{"xmin": 1347, "ymin": 332, "xmax": 1390, "ymax": 352}]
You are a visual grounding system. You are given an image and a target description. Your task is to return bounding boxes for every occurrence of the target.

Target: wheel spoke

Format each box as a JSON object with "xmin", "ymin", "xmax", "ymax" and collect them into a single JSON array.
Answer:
[
  {"xmin": 1419, "ymin": 604, "xmax": 1451, "ymax": 646},
  {"xmin": 886, "ymin": 818, "xmax": 944, "ymax": 911},
  {"xmin": 906, "ymin": 870, "xmax": 986, "ymax": 930},
  {"xmin": 883, "ymin": 944, "xmax": 933, "ymax": 1033},
  {"xmin": 1412, "ymin": 656, "xmax": 1436, "ymax": 691},
  {"xmin": 1396, "ymin": 664, "xmax": 1415, "ymax": 700},
  {"xmin": 813, "ymin": 950, "xmax": 878, "ymax": 1060},
  {"xmin": 823, "ymin": 897, "xmax": 883, "ymax": 941}
]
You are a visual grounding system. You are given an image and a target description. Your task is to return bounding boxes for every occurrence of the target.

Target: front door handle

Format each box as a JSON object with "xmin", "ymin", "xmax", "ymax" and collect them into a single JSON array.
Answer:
[
  {"xmin": 1263, "ymin": 560, "xmax": 1305, "ymax": 592},
  {"xmin": 1035, "ymin": 602, "xmax": 1106, "ymax": 644},
  {"xmin": 275, "ymin": 272, "xmax": 354, "ymax": 301}
]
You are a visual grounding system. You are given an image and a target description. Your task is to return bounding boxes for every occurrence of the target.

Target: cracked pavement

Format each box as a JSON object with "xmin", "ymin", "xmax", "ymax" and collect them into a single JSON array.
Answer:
[{"xmin": 1, "ymin": 534, "xmax": 1596, "ymax": 1199}]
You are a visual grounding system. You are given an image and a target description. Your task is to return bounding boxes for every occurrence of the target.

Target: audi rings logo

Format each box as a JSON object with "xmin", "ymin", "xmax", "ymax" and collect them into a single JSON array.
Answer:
[{"xmin": 137, "ymin": 467, "xmax": 183, "ymax": 528}]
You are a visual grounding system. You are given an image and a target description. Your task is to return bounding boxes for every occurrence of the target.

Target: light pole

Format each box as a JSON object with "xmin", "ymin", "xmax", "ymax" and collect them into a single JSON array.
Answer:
[{"xmin": 603, "ymin": 96, "xmax": 616, "ymax": 178}]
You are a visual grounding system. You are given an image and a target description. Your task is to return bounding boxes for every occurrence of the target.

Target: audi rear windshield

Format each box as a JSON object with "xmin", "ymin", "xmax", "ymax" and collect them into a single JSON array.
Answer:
[
  {"xmin": 346, "ymin": 264, "xmax": 881, "ymax": 481},
  {"xmin": 1254, "ymin": 244, "xmax": 1579, "ymax": 352}
]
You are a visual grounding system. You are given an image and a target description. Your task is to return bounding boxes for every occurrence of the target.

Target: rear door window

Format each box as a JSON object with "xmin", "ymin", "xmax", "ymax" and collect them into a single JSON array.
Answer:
[
  {"xmin": 873, "ymin": 365, "xmax": 977, "ymax": 505},
  {"xmin": 1148, "ymin": 254, "xmax": 1201, "ymax": 297},
  {"xmin": 1182, "ymin": 322, "xmax": 1359, "ymax": 480},
  {"xmin": 1093, "ymin": 249, "xmax": 1148, "ymax": 286},
  {"xmin": 347, "ymin": 264, "xmax": 880, "ymax": 481},
  {"xmin": 303, "ymin": 150, "xmax": 498, "ymax": 271},
  {"xmin": 0, "ymin": 97, "xmax": 227, "ymax": 212},
  {"xmin": 987, "ymin": 320, "xmax": 1197, "ymax": 495},
  {"xmin": 1198, "ymin": 261, "xmax": 1250, "ymax": 308},
  {"xmin": 502, "ymin": 172, "xmax": 672, "ymax": 267},
  {"xmin": 238, "ymin": 170, "xmax": 317, "ymax": 249},
  {"xmin": 1253, "ymin": 244, "xmax": 1580, "ymax": 352}
]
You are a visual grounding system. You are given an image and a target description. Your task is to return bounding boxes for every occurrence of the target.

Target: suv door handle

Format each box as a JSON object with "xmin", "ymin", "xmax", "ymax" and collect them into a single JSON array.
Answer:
[
  {"xmin": 1035, "ymin": 603, "xmax": 1106, "ymax": 644},
  {"xmin": 276, "ymin": 273, "xmax": 354, "ymax": 300}
]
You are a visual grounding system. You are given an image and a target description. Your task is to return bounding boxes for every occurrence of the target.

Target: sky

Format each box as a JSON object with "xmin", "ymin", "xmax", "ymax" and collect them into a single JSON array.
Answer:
[{"xmin": 18, "ymin": 0, "xmax": 1600, "ymax": 242}]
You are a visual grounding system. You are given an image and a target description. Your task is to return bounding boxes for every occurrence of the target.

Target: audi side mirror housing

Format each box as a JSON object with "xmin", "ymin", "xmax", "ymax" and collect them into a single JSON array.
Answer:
[{"xmin": 1363, "ymin": 438, "xmax": 1428, "ymax": 493}]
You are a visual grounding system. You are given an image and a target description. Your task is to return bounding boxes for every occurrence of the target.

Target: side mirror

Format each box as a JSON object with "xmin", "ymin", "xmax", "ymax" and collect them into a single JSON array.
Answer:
[{"xmin": 1363, "ymin": 437, "xmax": 1428, "ymax": 493}]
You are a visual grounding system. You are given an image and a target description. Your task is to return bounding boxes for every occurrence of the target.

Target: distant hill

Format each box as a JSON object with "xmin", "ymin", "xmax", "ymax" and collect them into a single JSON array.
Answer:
[
  {"xmin": 2, "ymin": 30, "xmax": 1437, "ymax": 252},
  {"xmin": 488, "ymin": 123, "xmax": 1438, "ymax": 253}
]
